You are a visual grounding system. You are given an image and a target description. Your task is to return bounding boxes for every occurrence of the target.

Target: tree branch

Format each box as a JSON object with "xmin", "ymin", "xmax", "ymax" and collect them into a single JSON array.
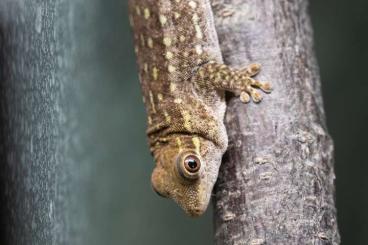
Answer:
[{"xmin": 212, "ymin": 0, "xmax": 340, "ymax": 244}]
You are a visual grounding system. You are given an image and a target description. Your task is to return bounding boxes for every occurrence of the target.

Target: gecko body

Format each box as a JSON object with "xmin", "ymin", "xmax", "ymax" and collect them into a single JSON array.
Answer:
[{"xmin": 129, "ymin": 0, "xmax": 271, "ymax": 216}]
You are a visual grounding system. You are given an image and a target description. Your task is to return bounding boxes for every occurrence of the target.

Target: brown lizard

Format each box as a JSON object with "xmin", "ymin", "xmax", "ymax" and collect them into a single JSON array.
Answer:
[{"xmin": 128, "ymin": 0, "xmax": 271, "ymax": 216}]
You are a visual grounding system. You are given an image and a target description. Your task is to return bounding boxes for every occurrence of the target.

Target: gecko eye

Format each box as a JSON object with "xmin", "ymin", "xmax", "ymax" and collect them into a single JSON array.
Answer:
[
  {"xmin": 184, "ymin": 156, "xmax": 201, "ymax": 173},
  {"xmin": 176, "ymin": 152, "xmax": 202, "ymax": 181}
]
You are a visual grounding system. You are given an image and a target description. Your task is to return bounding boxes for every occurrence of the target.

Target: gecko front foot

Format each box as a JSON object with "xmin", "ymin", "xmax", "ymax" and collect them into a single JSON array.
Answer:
[
  {"xmin": 197, "ymin": 62, "xmax": 272, "ymax": 103},
  {"xmin": 238, "ymin": 63, "xmax": 272, "ymax": 103}
]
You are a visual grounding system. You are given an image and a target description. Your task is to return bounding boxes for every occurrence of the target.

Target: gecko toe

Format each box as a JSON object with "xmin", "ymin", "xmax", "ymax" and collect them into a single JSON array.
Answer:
[
  {"xmin": 240, "ymin": 91, "xmax": 251, "ymax": 103},
  {"xmin": 260, "ymin": 82, "xmax": 272, "ymax": 93},
  {"xmin": 244, "ymin": 63, "xmax": 261, "ymax": 77},
  {"xmin": 250, "ymin": 90, "xmax": 263, "ymax": 103}
]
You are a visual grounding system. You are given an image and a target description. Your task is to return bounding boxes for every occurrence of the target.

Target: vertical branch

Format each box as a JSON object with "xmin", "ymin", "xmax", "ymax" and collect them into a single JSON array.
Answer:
[{"xmin": 212, "ymin": 0, "xmax": 340, "ymax": 244}]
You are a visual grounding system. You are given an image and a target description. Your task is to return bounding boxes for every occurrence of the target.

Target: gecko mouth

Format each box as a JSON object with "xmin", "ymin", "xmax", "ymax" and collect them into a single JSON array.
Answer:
[{"xmin": 188, "ymin": 208, "xmax": 206, "ymax": 217}]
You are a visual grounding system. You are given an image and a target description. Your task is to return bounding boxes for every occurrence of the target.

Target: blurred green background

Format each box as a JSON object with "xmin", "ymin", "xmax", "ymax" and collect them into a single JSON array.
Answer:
[
  {"xmin": 310, "ymin": 1, "xmax": 368, "ymax": 244},
  {"xmin": 80, "ymin": 0, "xmax": 368, "ymax": 243},
  {"xmin": 0, "ymin": 0, "xmax": 367, "ymax": 244}
]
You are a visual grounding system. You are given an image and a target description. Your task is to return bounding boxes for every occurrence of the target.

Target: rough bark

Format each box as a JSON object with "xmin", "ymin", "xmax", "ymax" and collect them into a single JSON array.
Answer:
[{"xmin": 212, "ymin": 0, "xmax": 340, "ymax": 244}]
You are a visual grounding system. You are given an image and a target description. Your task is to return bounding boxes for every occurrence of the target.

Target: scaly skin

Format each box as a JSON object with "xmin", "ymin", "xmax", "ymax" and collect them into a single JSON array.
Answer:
[{"xmin": 129, "ymin": 0, "xmax": 271, "ymax": 216}]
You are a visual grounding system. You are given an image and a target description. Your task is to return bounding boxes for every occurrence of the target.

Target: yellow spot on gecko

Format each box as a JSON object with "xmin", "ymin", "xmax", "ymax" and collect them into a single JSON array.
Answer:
[
  {"xmin": 168, "ymin": 65, "xmax": 176, "ymax": 73},
  {"xmin": 144, "ymin": 63, "xmax": 148, "ymax": 73},
  {"xmin": 159, "ymin": 15, "xmax": 167, "ymax": 25},
  {"xmin": 179, "ymin": 35, "xmax": 186, "ymax": 42},
  {"xmin": 164, "ymin": 111, "xmax": 171, "ymax": 123},
  {"xmin": 157, "ymin": 93, "xmax": 163, "ymax": 101},
  {"xmin": 144, "ymin": 8, "xmax": 150, "ymax": 19},
  {"xmin": 148, "ymin": 116, "xmax": 152, "ymax": 124},
  {"xmin": 163, "ymin": 37, "xmax": 172, "ymax": 46},
  {"xmin": 174, "ymin": 98, "xmax": 182, "ymax": 104},
  {"xmin": 176, "ymin": 138, "xmax": 183, "ymax": 152},
  {"xmin": 182, "ymin": 110, "xmax": 192, "ymax": 131},
  {"xmin": 198, "ymin": 69, "xmax": 205, "ymax": 78},
  {"xmin": 192, "ymin": 137, "xmax": 201, "ymax": 153},
  {"xmin": 135, "ymin": 6, "xmax": 141, "ymax": 16},
  {"xmin": 149, "ymin": 91, "xmax": 156, "ymax": 113},
  {"xmin": 170, "ymin": 83, "xmax": 177, "ymax": 92},
  {"xmin": 174, "ymin": 12, "xmax": 181, "ymax": 19},
  {"xmin": 195, "ymin": 25, "xmax": 203, "ymax": 39},
  {"xmin": 195, "ymin": 45, "xmax": 203, "ymax": 55},
  {"xmin": 165, "ymin": 51, "xmax": 174, "ymax": 59},
  {"xmin": 147, "ymin": 37, "xmax": 153, "ymax": 48},
  {"xmin": 189, "ymin": 1, "xmax": 197, "ymax": 9},
  {"xmin": 191, "ymin": 14, "xmax": 203, "ymax": 39},
  {"xmin": 152, "ymin": 67, "xmax": 159, "ymax": 80}
]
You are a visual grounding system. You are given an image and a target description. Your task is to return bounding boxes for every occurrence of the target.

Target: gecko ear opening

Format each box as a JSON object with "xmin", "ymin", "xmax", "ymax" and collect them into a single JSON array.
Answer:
[{"xmin": 151, "ymin": 167, "xmax": 168, "ymax": 198}]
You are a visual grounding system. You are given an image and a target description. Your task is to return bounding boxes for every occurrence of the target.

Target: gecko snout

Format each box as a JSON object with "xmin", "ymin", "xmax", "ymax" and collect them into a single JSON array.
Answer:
[{"xmin": 187, "ymin": 207, "xmax": 206, "ymax": 217}]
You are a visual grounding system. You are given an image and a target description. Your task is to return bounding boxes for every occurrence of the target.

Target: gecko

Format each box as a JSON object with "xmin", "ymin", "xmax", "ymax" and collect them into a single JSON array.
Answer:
[{"xmin": 128, "ymin": 0, "xmax": 271, "ymax": 216}]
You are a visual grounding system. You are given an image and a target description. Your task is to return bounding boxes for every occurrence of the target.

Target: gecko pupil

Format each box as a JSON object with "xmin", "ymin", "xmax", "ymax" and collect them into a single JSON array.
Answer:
[{"xmin": 188, "ymin": 159, "xmax": 197, "ymax": 169}]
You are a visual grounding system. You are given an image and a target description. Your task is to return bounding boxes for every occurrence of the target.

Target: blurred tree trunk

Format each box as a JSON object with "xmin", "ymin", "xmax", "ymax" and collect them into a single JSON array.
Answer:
[
  {"xmin": 211, "ymin": 0, "xmax": 340, "ymax": 244},
  {"xmin": 0, "ymin": 1, "xmax": 85, "ymax": 244}
]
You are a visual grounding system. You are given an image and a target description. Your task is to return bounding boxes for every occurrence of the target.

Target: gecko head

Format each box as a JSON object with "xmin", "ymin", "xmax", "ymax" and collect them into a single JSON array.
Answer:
[{"xmin": 151, "ymin": 135, "xmax": 223, "ymax": 217}]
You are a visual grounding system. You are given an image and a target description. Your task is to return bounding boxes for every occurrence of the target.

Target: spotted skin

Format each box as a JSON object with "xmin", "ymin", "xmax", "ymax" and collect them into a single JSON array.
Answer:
[{"xmin": 129, "ymin": 0, "xmax": 271, "ymax": 216}]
